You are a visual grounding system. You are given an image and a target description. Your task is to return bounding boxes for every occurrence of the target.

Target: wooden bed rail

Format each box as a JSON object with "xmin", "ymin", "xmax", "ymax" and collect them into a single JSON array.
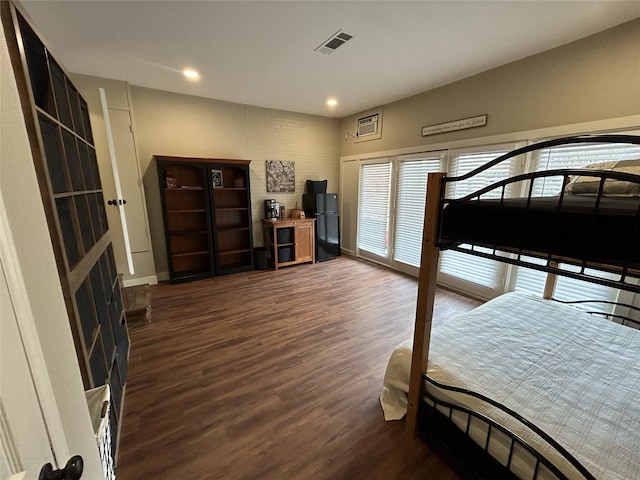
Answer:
[{"xmin": 406, "ymin": 172, "xmax": 446, "ymax": 436}]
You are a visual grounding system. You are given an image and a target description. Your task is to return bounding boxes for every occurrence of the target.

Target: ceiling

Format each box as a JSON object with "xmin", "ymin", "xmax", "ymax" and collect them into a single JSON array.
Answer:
[{"xmin": 17, "ymin": 1, "xmax": 640, "ymax": 118}]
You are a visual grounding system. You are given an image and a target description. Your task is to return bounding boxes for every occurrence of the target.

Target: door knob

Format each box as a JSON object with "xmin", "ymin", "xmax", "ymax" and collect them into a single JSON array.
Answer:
[{"xmin": 39, "ymin": 455, "xmax": 83, "ymax": 480}]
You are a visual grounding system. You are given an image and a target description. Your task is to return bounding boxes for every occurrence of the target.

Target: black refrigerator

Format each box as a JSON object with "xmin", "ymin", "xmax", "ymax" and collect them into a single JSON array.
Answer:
[{"xmin": 302, "ymin": 193, "xmax": 341, "ymax": 262}]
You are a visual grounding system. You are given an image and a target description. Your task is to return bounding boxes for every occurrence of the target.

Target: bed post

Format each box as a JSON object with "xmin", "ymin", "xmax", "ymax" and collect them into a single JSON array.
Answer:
[
  {"xmin": 543, "ymin": 262, "xmax": 559, "ymax": 299},
  {"xmin": 406, "ymin": 172, "xmax": 446, "ymax": 437}
]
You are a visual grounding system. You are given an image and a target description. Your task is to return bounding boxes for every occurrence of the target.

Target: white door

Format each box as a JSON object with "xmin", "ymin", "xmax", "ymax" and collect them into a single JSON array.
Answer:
[
  {"xmin": 100, "ymin": 89, "xmax": 134, "ymax": 275},
  {"xmin": 0, "ymin": 194, "xmax": 71, "ymax": 480},
  {"xmin": 0, "ymin": 262, "xmax": 57, "ymax": 479},
  {"xmin": 107, "ymin": 108, "xmax": 151, "ymax": 254},
  {"xmin": 99, "ymin": 92, "xmax": 154, "ymax": 280}
]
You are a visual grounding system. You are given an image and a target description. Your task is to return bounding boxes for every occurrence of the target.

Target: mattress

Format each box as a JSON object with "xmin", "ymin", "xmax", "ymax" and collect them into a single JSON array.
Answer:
[
  {"xmin": 380, "ymin": 292, "xmax": 640, "ymax": 480},
  {"xmin": 439, "ymin": 195, "xmax": 640, "ymax": 270}
]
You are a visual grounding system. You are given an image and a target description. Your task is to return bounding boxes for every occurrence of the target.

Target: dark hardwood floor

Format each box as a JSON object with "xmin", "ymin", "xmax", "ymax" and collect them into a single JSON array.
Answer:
[{"xmin": 116, "ymin": 256, "xmax": 481, "ymax": 479}]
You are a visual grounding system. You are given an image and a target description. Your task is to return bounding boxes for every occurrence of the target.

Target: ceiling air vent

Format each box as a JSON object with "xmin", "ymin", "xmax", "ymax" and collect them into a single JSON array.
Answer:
[{"xmin": 315, "ymin": 30, "xmax": 354, "ymax": 55}]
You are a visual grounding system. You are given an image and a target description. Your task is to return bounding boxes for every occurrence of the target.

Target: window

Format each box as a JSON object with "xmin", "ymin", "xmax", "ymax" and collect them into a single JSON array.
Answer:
[
  {"xmin": 514, "ymin": 258, "xmax": 620, "ymax": 310},
  {"xmin": 446, "ymin": 149, "xmax": 520, "ymax": 199},
  {"xmin": 351, "ymin": 129, "xmax": 638, "ymax": 304},
  {"xmin": 529, "ymin": 140, "xmax": 640, "ymax": 196},
  {"xmin": 438, "ymin": 145, "xmax": 520, "ymax": 296},
  {"xmin": 357, "ymin": 161, "xmax": 392, "ymax": 259},
  {"xmin": 393, "ymin": 153, "xmax": 443, "ymax": 269},
  {"xmin": 513, "ymin": 138, "xmax": 640, "ymax": 306}
]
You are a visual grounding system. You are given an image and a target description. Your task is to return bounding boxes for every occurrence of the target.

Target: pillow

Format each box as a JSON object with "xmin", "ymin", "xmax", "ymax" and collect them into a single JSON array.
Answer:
[{"xmin": 564, "ymin": 159, "xmax": 640, "ymax": 196}]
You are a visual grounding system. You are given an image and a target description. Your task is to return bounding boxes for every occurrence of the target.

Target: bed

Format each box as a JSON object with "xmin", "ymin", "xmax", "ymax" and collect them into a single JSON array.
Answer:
[
  {"xmin": 382, "ymin": 291, "xmax": 640, "ymax": 479},
  {"xmin": 440, "ymin": 195, "xmax": 640, "ymax": 272},
  {"xmin": 384, "ymin": 134, "xmax": 640, "ymax": 480}
]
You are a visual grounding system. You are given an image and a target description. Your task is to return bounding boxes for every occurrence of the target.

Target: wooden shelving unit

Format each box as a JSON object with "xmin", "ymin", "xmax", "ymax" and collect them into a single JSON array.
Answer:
[
  {"xmin": 155, "ymin": 156, "xmax": 254, "ymax": 281},
  {"xmin": 156, "ymin": 159, "xmax": 215, "ymax": 283},
  {"xmin": 209, "ymin": 160, "xmax": 254, "ymax": 275}
]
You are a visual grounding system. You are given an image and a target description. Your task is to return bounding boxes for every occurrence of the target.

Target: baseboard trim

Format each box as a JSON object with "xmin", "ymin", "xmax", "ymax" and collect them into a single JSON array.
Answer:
[{"xmin": 123, "ymin": 275, "xmax": 158, "ymax": 287}]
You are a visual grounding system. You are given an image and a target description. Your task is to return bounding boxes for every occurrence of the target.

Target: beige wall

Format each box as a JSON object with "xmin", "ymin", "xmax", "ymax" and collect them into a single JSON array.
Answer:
[
  {"xmin": 340, "ymin": 19, "xmax": 640, "ymax": 157},
  {"xmin": 69, "ymin": 73, "xmax": 158, "ymax": 286},
  {"xmin": 129, "ymin": 86, "xmax": 340, "ymax": 278},
  {"xmin": 338, "ymin": 19, "xmax": 640, "ymax": 255}
]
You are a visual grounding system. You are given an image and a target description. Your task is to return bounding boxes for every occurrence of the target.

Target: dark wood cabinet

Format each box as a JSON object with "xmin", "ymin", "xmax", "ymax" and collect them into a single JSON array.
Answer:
[
  {"xmin": 156, "ymin": 156, "xmax": 254, "ymax": 281},
  {"xmin": 155, "ymin": 159, "xmax": 215, "ymax": 283},
  {"xmin": 4, "ymin": 2, "xmax": 129, "ymax": 463},
  {"xmin": 209, "ymin": 160, "xmax": 254, "ymax": 275}
]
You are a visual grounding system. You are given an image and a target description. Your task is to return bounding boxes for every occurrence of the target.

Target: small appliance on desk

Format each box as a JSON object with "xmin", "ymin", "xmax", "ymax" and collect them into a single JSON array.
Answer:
[{"xmin": 264, "ymin": 199, "xmax": 280, "ymax": 220}]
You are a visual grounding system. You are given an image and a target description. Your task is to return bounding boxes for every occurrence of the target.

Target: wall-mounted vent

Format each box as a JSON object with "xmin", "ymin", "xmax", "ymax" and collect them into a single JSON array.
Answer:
[
  {"xmin": 357, "ymin": 114, "xmax": 379, "ymax": 137},
  {"xmin": 315, "ymin": 30, "xmax": 354, "ymax": 55}
]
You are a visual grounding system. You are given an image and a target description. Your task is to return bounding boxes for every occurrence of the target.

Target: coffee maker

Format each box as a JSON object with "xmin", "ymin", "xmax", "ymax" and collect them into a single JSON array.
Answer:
[{"xmin": 264, "ymin": 199, "xmax": 280, "ymax": 220}]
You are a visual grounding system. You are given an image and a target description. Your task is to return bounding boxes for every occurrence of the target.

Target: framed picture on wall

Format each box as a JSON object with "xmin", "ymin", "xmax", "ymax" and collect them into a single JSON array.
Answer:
[
  {"xmin": 211, "ymin": 169, "xmax": 223, "ymax": 188},
  {"xmin": 266, "ymin": 160, "xmax": 295, "ymax": 192}
]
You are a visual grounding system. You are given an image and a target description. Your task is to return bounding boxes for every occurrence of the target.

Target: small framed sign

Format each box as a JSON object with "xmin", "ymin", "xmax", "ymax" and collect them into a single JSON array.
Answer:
[
  {"xmin": 211, "ymin": 169, "xmax": 223, "ymax": 188},
  {"xmin": 422, "ymin": 115, "xmax": 487, "ymax": 137}
]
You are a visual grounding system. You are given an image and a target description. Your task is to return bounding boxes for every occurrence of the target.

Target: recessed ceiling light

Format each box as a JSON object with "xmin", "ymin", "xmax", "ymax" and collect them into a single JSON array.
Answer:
[
  {"xmin": 183, "ymin": 68, "xmax": 200, "ymax": 79},
  {"xmin": 326, "ymin": 98, "xmax": 338, "ymax": 107}
]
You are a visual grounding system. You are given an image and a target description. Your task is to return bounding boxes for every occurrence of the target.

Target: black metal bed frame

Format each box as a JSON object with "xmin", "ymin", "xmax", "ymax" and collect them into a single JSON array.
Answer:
[
  {"xmin": 419, "ymin": 376, "xmax": 593, "ymax": 480},
  {"xmin": 417, "ymin": 134, "xmax": 640, "ymax": 479},
  {"xmin": 557, "ymin": 299, "xmax": 640, "ymax": 328},
  {"xmin": 418, "ymin": 298, "xmax": 640, "ymax": 480},
  {"xmin": 435, "ymin": 134, "xmax": 640, "ymax": 293}
]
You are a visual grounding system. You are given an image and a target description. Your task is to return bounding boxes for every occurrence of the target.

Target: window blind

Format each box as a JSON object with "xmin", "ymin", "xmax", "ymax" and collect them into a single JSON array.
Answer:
[
  {"xmin": 513, "ymin": 140, "xmax": 640, "ymax": 305},
  {"xmin": 440, "ymin": 246, "xmax": 505, "ymax": 289},
  {"xmin": 530, "ymin": 141, "xmax": 640, "ymax": 196},
  {"xmin": 439, "ymin": 148, "xmax": 514, "ymax": 291},
  {"xmin": 393, "ymin": 155, "xmax": 442, "ymax": 267},
  {"xmin": 447, "ymin": 150, "xmax": 520, "ymax": 199},
  {"xmin": 358, "ymin": 161, "xmax": 392, "ymax": 258},
  {"xmin": 514, "ymin": 261, "xmax": 619, "ymax": 311}
]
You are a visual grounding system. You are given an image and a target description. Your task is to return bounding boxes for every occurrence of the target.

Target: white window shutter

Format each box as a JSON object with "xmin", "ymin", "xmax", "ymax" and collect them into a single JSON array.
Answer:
[
  {"xmin": 514, "ymin": 139, "xmax": 640, "ymax": 306},
  {"xmin": 393, "ymin": 154, "xmax": 443, "ymax": 267},
  {"xmin": 514, "ymin": 263, "xmax": 619, "ymax": 311},
  {"xmin": 439, "ymin": 147, "xmax": 516, "ymax": 293},
  {"xmin": 530, "ymin": 141, "xmax": 640, "ymax": 196},
  {"xmin": 358, "ymin": 162, "xmax": 392, "ymax": 258}
]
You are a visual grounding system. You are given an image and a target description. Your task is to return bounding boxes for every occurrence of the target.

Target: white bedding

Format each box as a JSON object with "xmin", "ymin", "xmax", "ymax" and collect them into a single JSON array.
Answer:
[{"xmin": 381, "ymin": 292, "xmax": 640, "ymax": 480}]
